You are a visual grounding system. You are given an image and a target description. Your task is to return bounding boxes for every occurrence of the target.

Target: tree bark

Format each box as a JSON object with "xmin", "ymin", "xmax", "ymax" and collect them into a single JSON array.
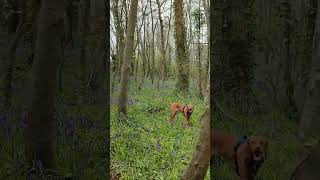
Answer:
[
  {"xmin": 149, "ymin": 0, "xmax": 155, "ymax": 84},
  {"xmin": 197, "ymin": 2, "xmax": 203, "ymax": 99},
  {"xmin": 79, "ymin": 0, "xmax": 90, "ymax": 83},
  {"xmin": 282, "ymin": 0, "xmax": 296, "ymax": 115},
  {"xmin": 87, "ymin": 0, "xmax": 106, "ymax": 98},
  {"xmin": 111, "ymin": 0, "xmax": 125, "ymax": 90},
  {"xmin": 156, "ymin": 0, "xmax": 167, "ymax": 86},
  {"xmin": 290, "ymin": 143, "xmax": 320, "ymax": 180},
  {"xmin": 65, "ymin": 0, "xmax": 74, "ymax": 46},
  {"xmin": 299, "ymin": 0, "xmax": 320, "ymax": 139},
  {"xmin": 174, "ymin": 0, "xmax": 189, "ymax": 93},
  {"xmin": 28, "ymin": 0, "xmax": 41, "ymax": 65},
  {"xmin": 26, "ymin": 0, "xmax": 64, "ymax": 168},
  {"xmin": 3, "ymin": 12, "xmax": 24, "ymax": 110},
  {"xmin": 7, "ymin": 0, "xmax": 19, "ymax": 33},
  {"xmin": 181, "ymin": 107, "xmax": 210, "ymax": 180},
  {"xmin": 118, "ymin": 0, "xmax": 139, "ymax": 115}
]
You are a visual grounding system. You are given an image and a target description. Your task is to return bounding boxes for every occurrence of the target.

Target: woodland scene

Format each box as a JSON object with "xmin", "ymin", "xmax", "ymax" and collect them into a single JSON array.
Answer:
[
  {"xmin": 0, "ymin": 0, "xmax": 319, "ymax": 179},
  {"xmin": 111, "ymin": 0, "xmax": 210, "ymax": 179}
]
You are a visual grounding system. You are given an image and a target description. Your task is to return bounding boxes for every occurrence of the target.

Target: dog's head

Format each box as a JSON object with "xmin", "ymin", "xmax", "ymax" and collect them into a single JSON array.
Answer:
[
  {"xmin": 248, "ymin": 136, "xmax": 268, "ymax": 162},
  {"xmin": 110, "ymin": 173, "xmax": 121, "ymax": 180},
  {"xmin": 187, "ymin": 105, "xmax": 193, "ymax": 114}
]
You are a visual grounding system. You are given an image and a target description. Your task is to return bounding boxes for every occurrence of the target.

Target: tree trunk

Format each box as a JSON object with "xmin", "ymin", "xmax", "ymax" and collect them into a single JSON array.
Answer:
[
  {"xmin": 86, "ymin": 0, "xmax": 106, "ymax": 100},
  {"xmin": 28, "ymin": 0, "xmax": 41, "ymax": 65},
  {"xmin": 290, "ymin": 143, "xmax": 320, "ymax": 180},
  {"xmin": 282, "ymin": 0, "xmax": 296, "ymax": 115},
  {"xmin": 65, "ymin": 0, "xmax": 74, "ymax": 46},
  {"xmin": 118, "ymin": 0, "xmax": 139, "ymax": 115},
  {"xmin": 156, "ymin": 0, "xmax": 167, "ymax": 86},
  {"xmin": 181, "ymin": 108, "xmax": 210, "ymax": 180},
  {"xmin": 165, "ymin": 0, "xmax": 172, "ymax": 78},
  {"xmin": 174, "ymin": 0, "xmax": 189, "ymax": 93},
  {"xmin": 26, "ymin": 0, "xmax": 64, "ymax": 169},
  {"xmin": 202, "ymin": 0, "xmax": 209, "ymax": 96},
  {"xmin": 149, "ymin": 0, "xmax": 155, "ymax": 84},
  {"xmin": 197, "ymin": 1, "xmax": 203, "ymax": 99},
  {"xmin": 182, "ymin": 67, "xmax": 210, "ymax": 179},
  {"xmin": 3, "ymin": 11, "xmax": 24, "ymax": 110},
  {"xmin": 7, "ymin": 0, "xmax": 19, "ymax": 33},
  {"xmin": 79, "ymin": 0, "xmax": 90, "ymax": 83},
  {"xmin": 111, "ymin": 0, "xmax": 126, "ymax": 92},
  {"xmin": 299, "ymin": 0, "xmax": 320, "ymax": 139}
]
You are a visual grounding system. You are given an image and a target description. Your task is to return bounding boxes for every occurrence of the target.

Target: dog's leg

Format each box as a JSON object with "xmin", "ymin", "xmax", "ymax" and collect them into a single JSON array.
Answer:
[
  {"xmin": 168, "ymin": 110, "xmax": 177, "ymax": 125},
  {"xmin": 238, "ymin": 158, "xmax": 252, "ymax": 180},
  {"xmin": 183, "ymin": 115, "xmax": 190, "ymax": 128}
]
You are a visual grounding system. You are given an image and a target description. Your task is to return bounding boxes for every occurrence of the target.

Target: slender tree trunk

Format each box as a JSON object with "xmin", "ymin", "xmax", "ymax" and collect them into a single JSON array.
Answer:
[
  {"xmin": 79, "ymin": 0, "xmax": 90, "ymax": 83},
  {"xmin": 197, "ymin": 1, "xmax": 203, "ymax": 99},
  {"xmin": 299, "ymin": 0, "xmax": 320, "ymax": 139},
  {"xmin": 202, "ymin": 0, "xmax": 209, "ymax": 95},
  {"xmin": 181, "ymin": 107, "xmax": 210, "ymax": 180},
  {"xmin": 149, "ymin": 0, "xmax": 155, "ymax": 84},
  {"xmin": 65, "ymin": 0, "xmax": 74, "ymax": 46},
  {"xmin": 58, "ymin": 39, "xmax": 65, "ymax": 92},
  {"xmin": 28, "ymin": 0, "xmax": 41, "ymax": 65},
  {"xmin": 7, "ymin": 0, "xmax": 19, "ymax": 33},
  {"xmin": 87, "ymin": 0, "xmax": 106, "ymax": 99},
  {"xmin": 111, "ymin": 0, "xmax": 126, "ymax": 92},
  {"xmin": 118, "ymin": 0, "xmax": 139, "ymax": 115},
  {"xmin": 282, "ymin": 0, "xmax": 296, "ymax": 115},
  {"xmin": 174, "ymin": 0, "xmax": 189, "ymax": 93},
  {"xmin": 156, "ymin": 0, "xmax": 167, "ymax": 86},
  {"xmin": 137, "ymin": 3, "xmax": 148, "ymax": 90},
  {"xmin": 3, "ymin": 11, "xmax": 24, "ymax": 110},
  {"xmin": 26, "ymin": 0, "xmax": 64, "ymax": 169}
]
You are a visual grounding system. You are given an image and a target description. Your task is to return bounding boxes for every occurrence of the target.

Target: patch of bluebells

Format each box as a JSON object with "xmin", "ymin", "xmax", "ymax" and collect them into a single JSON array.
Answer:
[
  {"xmin": 156, "ymin": 137, "xmax": 161, "ymax": 151},
  {"xmin": 0, "ymin": 113, "xmax": 11, "ymax": 136},
  {"xmin": 19, "ymin": 111, "xmax": 28, "ymax": 130},
  {"xmin": 64, "ymin": 116, "xmax": 75, "ymax": 137}
]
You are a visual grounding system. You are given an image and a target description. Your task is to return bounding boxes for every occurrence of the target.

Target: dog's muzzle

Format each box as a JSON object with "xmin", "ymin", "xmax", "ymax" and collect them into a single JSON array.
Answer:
[{"xmin": 253, "ymin": 149, "xmax": 264, "ymax": 161}]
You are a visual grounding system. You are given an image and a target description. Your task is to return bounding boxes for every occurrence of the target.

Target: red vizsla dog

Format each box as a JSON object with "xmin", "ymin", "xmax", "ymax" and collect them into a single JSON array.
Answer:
[
  {"xmin": 168, "ymin": 103, "xmax": 193, "ymax": 127},
  {"xmin": 211, "ymin": 130, "xmax": 268, "ymax": 180}
]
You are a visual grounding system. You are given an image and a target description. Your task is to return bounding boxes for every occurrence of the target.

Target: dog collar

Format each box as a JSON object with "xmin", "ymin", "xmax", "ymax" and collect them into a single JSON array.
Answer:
[{"xmin": 183, "ymin": 105, "xmax": 188, "ymax": 112}]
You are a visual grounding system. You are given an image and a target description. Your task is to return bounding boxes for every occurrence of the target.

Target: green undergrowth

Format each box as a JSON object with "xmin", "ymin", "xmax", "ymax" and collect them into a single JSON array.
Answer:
[
  {"xmin": 0, "ymin": 98, "xmax": 108, "ymax": 179},
  {"xmin": 0, "ymin": 55, "xmax": 108, "ymax": 179},
  {"xmin": 111, "ymin": 81, "xmax": 210, "ymax": 179}
]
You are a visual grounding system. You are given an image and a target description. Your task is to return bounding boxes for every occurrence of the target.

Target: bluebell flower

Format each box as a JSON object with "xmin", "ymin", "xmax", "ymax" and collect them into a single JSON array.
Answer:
[
  {"xmin": 128, "ymin": 99, "xmax": 134, "ymax": 105},
  {"xmin": 36, "ymin": 159, "xmax": 43, "ymax": 171},
  {"xmin": 64, "ymin": 117, "xmax": 75, "ymax": 137},
  {"xmin": 0, "ymin": 114, "xmax": 6, "ymax": 126},
  {"xmin": 19, "ymin": 111, "xmax": 28, "ymax": 129},
  {"xmin": 156, "ymin": 137, "xmax": 161, "ymax": 150},
  {"xmin": 0, "ymin": 114, "xmax": 10, "ymax": 135}
]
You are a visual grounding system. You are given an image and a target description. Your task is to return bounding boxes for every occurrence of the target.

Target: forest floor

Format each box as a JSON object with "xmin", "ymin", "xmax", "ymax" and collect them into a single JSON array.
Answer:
[
  {"xmin": 111, "ymin": 79, "xmax": 210, "ymax": 179},
  {"xmin": 0, "ymin": 48, "xmax": 108, "ymax": 179}
]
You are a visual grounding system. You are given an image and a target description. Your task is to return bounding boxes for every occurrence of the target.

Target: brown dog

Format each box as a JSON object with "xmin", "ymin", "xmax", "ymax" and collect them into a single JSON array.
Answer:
[
  {"xmin": 211, "ymin": 130, "xmax": 268, "ymax": 180},
  {"xmin": 110, "ymin": 173, "xmax": 121, "ymax": 180},
  {"xmin": 168, "ymin": 103, "xmax": 193, "ymax": 127}
]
